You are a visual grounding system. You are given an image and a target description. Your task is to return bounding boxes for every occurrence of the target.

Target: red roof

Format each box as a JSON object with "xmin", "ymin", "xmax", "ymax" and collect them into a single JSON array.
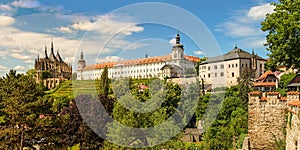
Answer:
[
  {"xmin": 260, "ymin": 96, "xmax": 267, "ymax": 101},
  {"xmin": 256, "ymin": 70, "xmax": 275, "ymax": 81},
  {"xmin": 287, "ymin": 91, "xmax": 300, "ymax": 95},
  {"xmin": 280, "ymin": 97, "xmax": 287, "ymax": 101},
  {"xmin": 288, "ymin": 100, "xmax": 300, "ymax": 107},
  {"xmin": 253, "ymin": 82, "xmax": 276, "ymax": 87},
  {"xmin": 83, "ymin": 54, "xmax": 201, "ymax": 70},
  {"xmin": 249, "ymin": 91, "xmax": 261, "ymax": 95}
]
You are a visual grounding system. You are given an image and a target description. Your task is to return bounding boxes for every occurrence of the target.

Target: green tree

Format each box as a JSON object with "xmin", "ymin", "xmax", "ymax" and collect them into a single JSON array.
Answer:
[
  {"xmin": 41, "ymin": 70, "xmax": 52, "ymax": 79},
  {"xmin": 279, "ymin": 72, "xmax": 296, "ymax": 89},
  {"xmin": 0, "ymin": 70, "xmax": 44, "ymax": 149},
  {"xmin": 261, "ymin": 0, "xmax": 300, "ymax": 70},
  {"xmin": 99, "ymin": 67, "xmax": 109, "ymax": 98},
  {"xmin": 195, "ymin": 57, "xmax": 207, "ymax": 76}
]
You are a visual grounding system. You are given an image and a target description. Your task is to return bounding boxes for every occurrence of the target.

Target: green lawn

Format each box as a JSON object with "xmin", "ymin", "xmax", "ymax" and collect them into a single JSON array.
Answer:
[{"xmin": 46, "ymin": 80, "xmax": 101, "ymax": 99}]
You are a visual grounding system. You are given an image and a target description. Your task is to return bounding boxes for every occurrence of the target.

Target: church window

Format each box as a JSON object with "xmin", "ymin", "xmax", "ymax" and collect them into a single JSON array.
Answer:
[{"xmin": 174, "ymin": 53, "xmax": 177, "ymax": 58}]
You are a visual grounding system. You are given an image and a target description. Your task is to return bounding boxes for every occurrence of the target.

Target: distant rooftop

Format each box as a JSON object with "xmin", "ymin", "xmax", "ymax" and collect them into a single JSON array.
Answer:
[{"xmin": 200, "ymin": 46, "xmax": 267, "ymax": 64}]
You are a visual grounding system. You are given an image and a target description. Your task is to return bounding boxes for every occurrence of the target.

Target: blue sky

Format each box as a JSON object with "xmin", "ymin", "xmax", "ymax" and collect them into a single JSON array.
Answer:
[{"xmin": 0, "ymin": 0, "xmax": 277, "ymax": 76}]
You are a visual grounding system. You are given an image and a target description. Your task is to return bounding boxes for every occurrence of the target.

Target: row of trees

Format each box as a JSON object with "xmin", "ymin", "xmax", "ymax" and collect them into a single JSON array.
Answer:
[{"xmin": 0, "ymin": 70, "xmax": 107, "ymax": 149}]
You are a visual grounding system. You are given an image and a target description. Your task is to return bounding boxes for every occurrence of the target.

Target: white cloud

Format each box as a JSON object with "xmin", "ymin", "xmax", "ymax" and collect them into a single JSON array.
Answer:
[
  {"xmin": 0, "ymin": 16, "xmax": 15, "ymax": 26},
  {"xmin": 169, "ymin": 38, "xmax": 176, "ymax": 45},
  {"xmin": 0, "ymin": 4, "xmax": 13, "ymax": 11},
  {"xmin": 220, "ymin": 22, "xmax": 261, "ymax": 37},
  {"xmin": 11, "ymin": 0, "xmax": 41, "ymax": 9},
  {"xmin": 95, "ymin": 56, "xmax": 123, "ymax": 63},
  {"xmin": 13, "ymin": 65, "xmax": 25, "ymax": 71},
  {"xmin": 55, "ymin": 26, "xmax": 73, "ymax": 33},
  {"xmin": 194, "ymin": 50, "xmax": 205, "ymax": 55},
  {"xmin": 11, "ymin": 53, "xmax": 31, "ymax": 60},
  {"xmin": 248, "ymin": 3, "xmax": 275, "ymax": 20},
  {"xmin": 70, "ymin": 14, "xmax": 144, "ymax": 36},
  {"xmin": 216, "ymin": 3, "xmax": 274, "ymax": 50},
  {"xmin": 0, "ymin": 65, "xmax": 8, "ymax": 71}
]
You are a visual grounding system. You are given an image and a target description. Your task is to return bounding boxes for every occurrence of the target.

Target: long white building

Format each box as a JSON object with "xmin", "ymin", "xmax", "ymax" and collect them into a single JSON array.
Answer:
[
  {"xmin": 77, "ymin": 34, "xmax": 201, "ymax": 80},
  {"xmin": 199, "ymin": 46, "xmax": 267, "ymax": 89}
]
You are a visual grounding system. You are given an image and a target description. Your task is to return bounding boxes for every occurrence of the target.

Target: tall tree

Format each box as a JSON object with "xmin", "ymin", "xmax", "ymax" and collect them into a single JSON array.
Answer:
[
  {"xmin": 261, "ymin": 0, "xmax": 300, "ymax": 70},
  {"xmin": 0, "ymin": 70, "xmax": 44, "ymax": 149},
  {"xmin": 100, "ymin": 67, "xmax": 109, "ymax": 98}
]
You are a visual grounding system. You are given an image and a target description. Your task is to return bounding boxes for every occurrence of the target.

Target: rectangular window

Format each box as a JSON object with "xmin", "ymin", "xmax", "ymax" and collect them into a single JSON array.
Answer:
[
  {"xmin": 220, "ymin": 72, "xmax": 224, "ymax": 77},
  {"xmin": 208, "ymin": 67, "xmax": 210, "ymax": 70},
  {"xmin": 232, "ymin": 64, "xmax": 234, "ymax": 68},
  {"xmin": 236, "ymin": 64, "xmax": 238, "ymax": 67},
  {"xmin": 214, "ymin": 65, "xmax": 217, "ymax": 69},
  {"xmin": 208, "ymin": 73, "xmax": 210, "ymax": 78},
  {"xmin": 232, "ymin": 72, "xmax": 235, "ymax": 77},
  {"xmin": 215, "ymin": 73, "xmax": 217, "ymax": 77},
  {"xmin": 260, "ymin": 64, "xmax": 263, "ymax": 68},
  {"xmin": 228, "ymin": 65, "xmax": 230, "ymax": 68},
  {"xmin": 220, "ymin": 64, "xmax": 224, "ymax": 69}
]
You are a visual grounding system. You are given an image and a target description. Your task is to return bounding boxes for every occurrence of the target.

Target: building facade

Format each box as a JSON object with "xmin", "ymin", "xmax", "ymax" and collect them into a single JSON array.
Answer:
[
  {"xmin": 77, "ymin": 34, "xmax": 201, "ymax": 80},
  {"xmin": 253, "ymin": 70, "xmax": 279, "ymax": 91},
  {"xmin": 34, "ymin": 41, "xmax": 72, "ymax": 88},
  {"xmin": 199, "ymin": 46, "xmax": 267, "ymax": 88}
]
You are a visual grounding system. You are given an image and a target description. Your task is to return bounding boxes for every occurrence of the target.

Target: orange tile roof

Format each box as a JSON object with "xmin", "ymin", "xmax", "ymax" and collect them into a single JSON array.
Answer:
[
  {"xmin": 287, "ymin": 91, "xmax": 300, "ymax": 95},
  {"xmin": 267, "ymin": 91, "xmax": 279, "ymax": 95},
  {"xmin": 256, "ymin": 70, "xmax": 274, "ymax": 81},
  {"xmin": 84, "ymin": 62, "xmax": 116, "ymax": 70},
  {"xmin": 288, "ymin": 100, "xmax": 300, "ymax": 107},
  {"xmin": 280, "ymin": 97, "xmax": 287, "ymax": 101},
  {"xmin": 253, "ymin": 82, "xmax": 276, "ymax": 87},
  {"xmin": 184, "ymin": 55, "xmax": 201, "ymax": 62},
  {"xmin": 249, "ymin": 91, "xmax": 261, "ymax": 95},
  {"xmin": 83, "ymin": 54, "xmax": 201, "ymax": 70},
  {"xmin": 260, "ymin": 96, "xmax": 267, "ymax": 101}
]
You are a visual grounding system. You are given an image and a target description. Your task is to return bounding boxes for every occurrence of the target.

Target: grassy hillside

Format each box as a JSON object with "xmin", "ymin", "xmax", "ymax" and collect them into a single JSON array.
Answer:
[
  {"xmin": 46, "ymin": 80, "xmax": 101, "ymax": 99},
  {"xmin": 47, "ymin": 78, "xmax": 159, "ymax": 99}
]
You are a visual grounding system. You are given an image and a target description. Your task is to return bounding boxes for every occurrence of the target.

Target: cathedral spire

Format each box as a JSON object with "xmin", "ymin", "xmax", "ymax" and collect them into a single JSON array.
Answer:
[
  {"xmin": 45, "ymin": 45, "xmax": 48, "ymax": 59},
  {"xmin": 51, "ymin": 37, "xmax": 54, "ymax": 52},
  {"xmin": 56, "ymin": 48, "xmax": 63, "ymax": 62},
  {"xmin": 49, "ymin": 39, "xmax": 57, "ymax": 61}
]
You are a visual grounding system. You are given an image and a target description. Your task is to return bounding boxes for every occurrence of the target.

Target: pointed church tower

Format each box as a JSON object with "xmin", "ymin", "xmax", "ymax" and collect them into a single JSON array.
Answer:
[
  {"xmin": 56, "ymin": 49, "xmax": 63, "ymax": 62},
  {"xmin": 172, "ymin": 32, "xmax": 184, "ymax": 59},
  {"xmin": 45, "ymin": 45, "xmax": 48, "ymax": 59},
  {"xmin": 49, "ymin": 39, "xmax": 57, "ymax": 61}
]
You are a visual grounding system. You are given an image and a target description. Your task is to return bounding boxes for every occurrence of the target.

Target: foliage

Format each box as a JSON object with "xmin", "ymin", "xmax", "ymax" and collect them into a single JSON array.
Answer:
[
  {"xmin": 72, "ymin": 72, "xmax": 77, "ymax": 80},
  {"xmin": 0, "ymin": 70, "xmax": 44, "ymax": 149},
  {"xmin": 195, "ymin": 57, "xmax": 207, "ymax": 76},
  {"xmin": 105, "ymin": 79, "xmax": 200, "ymax": 149},
  {"xmin": 202, "ymin": 72, "xmax": 251, "ymax": 149},
  {"xmin": 279, "ymin": 72, "xmax": 296, "ymax": 89},
  {"xmin": 261, "ymin": 0, "xmax": 300, "ymax": 70},
  {"xmin": 272, "ymin": 134, "xmax": 286, "ymax": 150},
  {"xmin": 99, "ymin": 67, "xmax": 109, "ymax": 98},
  {"xmin": 41, "ymin": 70, "xmax": 52, "ymax": 79}
]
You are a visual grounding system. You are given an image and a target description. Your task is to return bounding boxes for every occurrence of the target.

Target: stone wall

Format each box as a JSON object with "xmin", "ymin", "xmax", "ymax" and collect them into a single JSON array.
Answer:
[
  {"xmin": 286, "ymin": 92, "xmax": 300, "ymax": 150},
  {"xmin": 248, "ymin": 92, "xmax": 287, "ymax": 149}
]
